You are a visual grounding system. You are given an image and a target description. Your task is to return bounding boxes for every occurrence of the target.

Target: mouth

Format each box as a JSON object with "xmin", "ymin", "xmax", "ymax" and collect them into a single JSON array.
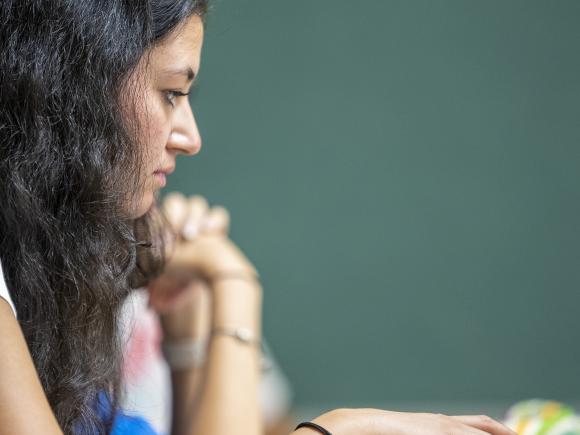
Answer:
[
  {"xmin": 153, "ymin": 172, "xmax": 167, "ymax": 187},
  {"xmin": 154, "ymin": 165, "xmax": 175, "ymax": 175},
  {"xmin": 153, "ymin": 166, "xmax": 174, "ymax": 188}
]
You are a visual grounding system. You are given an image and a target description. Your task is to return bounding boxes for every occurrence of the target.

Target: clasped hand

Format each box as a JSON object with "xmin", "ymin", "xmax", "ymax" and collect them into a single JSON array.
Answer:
[{"xmin": 147, "ymin": 192, "xmax": 258, "ymax": 339}]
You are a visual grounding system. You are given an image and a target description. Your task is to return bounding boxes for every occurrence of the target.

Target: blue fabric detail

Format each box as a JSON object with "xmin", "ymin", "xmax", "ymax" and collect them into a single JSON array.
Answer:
[
  {"xmin": 91, "ymin": 391, "xmax": 158, "ymax": 435},
  {"xmin": 110, "ymin": 413, "xmax": 158, "ymax": 435}
]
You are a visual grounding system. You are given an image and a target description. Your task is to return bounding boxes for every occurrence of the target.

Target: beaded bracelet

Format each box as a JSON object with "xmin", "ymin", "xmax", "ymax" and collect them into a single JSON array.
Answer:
[
  {"xmin": 295, "ymin": 422, "xmax": 333, "ymax": 435},
  {"xmin": 212, "ymin": 326, "xmax": 260, "ymax": 346}
]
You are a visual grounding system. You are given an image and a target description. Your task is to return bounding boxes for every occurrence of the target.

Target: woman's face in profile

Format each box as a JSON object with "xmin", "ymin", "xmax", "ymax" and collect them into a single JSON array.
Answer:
[{"xmin": 129, "ymin": 15, "xmax": 204, "ymax": 218}]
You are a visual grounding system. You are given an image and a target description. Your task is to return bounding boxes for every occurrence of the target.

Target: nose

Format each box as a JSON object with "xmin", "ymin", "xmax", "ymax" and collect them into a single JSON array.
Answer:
[{"xmin": 167, "ymin": 100, "xmax": 201, "ymax": 156}]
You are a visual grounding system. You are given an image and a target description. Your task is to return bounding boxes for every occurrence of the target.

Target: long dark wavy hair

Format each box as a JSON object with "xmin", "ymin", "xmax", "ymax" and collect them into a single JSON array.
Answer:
[{"xmin": 0, "ymin": 0, "xmax": 207, "ymax": 433}]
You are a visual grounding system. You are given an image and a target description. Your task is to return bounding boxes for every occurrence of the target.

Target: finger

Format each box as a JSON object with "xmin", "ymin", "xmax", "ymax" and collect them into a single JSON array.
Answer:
[
  {"xmin": 463, "ymin": 426, "xmax": 494, "ymax": 435},
  {"xmin": 451, "ymin": 415, "xmax": 517, "ymax": 435},
  {"xmin": 162, "ymin": 192, "xmax": 188, "ymax": 232},
  {"xmin": 201, "ymin": 206, "xmax": 230, "ymax": 235},
  {"xmin": 168, "ymin": 235, "xmax": 259, "ymax": 280},
  {"xmin": 182, "ymin": 195, "xmax": 209, "ymax": 240}
]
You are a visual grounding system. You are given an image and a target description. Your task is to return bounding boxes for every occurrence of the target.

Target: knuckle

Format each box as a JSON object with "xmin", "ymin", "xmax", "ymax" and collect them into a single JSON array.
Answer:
[
  {"xmin": 189, "ymin": 194, "xmax": 208, "ymax": 207},
  {"xmin": 165, "ymin": 191, "xmax": 184, "ymax": 201},
  {"xmin": 162, "ymin": 192, "xmax": 183, "ymax": 209},
  {"xmin": 213, "ymin": 205, "xmax": 229, "ymax": 216}
]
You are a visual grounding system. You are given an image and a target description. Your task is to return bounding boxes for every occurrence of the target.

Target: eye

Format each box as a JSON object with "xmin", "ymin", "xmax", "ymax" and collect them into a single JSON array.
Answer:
[{"xmin": 164, "ymin": 90, "xmax": 190, "ymax": 108}]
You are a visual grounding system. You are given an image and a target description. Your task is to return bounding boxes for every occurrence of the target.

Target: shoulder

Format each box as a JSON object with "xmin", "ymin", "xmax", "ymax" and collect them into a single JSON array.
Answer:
[
  {"xmin": 0, "ymin": 260, "xmax": 17, "ymax": 318},
  {"xmin": 0, "ymin": 279, "xmax": 62, "ymax": 434}
]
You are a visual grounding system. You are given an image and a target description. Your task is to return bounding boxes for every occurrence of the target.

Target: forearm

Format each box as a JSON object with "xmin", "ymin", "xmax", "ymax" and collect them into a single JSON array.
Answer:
[
  {"xmin": 170, "ymin": 367, "xmax": 205, "ymax": 435},
  {"xmin": 188, "ymin": 277, "xmax": 263, "ymax": 435},
  {"xmin": 160, "ymin": 284, "xmax": 211, "ymax": 435}
]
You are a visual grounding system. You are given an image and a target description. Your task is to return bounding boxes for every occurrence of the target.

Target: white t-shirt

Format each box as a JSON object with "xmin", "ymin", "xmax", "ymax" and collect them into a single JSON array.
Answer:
[{"xmin": 0, "ymin": 260, "xmax": 17, "ymax": 317}]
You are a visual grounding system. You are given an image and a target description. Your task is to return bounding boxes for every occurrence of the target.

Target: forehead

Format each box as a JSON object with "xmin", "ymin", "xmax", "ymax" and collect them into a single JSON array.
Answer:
[{"xmin": 148, "ymin": 15, "xmax": 204, "ymax": 75}]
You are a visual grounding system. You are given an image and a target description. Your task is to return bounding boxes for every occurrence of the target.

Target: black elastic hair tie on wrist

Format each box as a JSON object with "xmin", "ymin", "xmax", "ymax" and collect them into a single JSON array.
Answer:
[{"xmin": 295, "ymin": 421, "xmax": 333, "ymax": 435}]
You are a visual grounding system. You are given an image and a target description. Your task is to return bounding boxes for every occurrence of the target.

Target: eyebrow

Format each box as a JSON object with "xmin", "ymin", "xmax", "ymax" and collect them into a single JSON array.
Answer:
[{"xmin": 161, "ymin": 66, "xmax": 195, "ymax": 81}]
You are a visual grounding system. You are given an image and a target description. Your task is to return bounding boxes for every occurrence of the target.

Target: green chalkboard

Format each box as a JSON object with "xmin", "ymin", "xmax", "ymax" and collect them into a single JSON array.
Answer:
[{"xmin": 167, "ymin": 0, "xmax": 580, "ymax": 407}]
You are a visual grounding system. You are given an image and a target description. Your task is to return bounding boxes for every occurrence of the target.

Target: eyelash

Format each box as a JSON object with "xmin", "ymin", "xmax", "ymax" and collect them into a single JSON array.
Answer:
[{"xmin": 164, "ymin": 90, "xmax": 190, "ymax": 107}]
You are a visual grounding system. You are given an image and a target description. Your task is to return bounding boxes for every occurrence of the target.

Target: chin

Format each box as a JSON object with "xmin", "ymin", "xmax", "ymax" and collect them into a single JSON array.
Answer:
[{"xmin": 129, "ymin": 191, "xmax": 156, "ymax": 219}]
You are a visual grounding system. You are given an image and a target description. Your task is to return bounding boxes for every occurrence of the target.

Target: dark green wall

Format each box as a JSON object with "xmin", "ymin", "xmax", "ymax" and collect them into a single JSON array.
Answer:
[{"xmin": 167, "ymin": 0, "xmax": 580, "ymax": 407}]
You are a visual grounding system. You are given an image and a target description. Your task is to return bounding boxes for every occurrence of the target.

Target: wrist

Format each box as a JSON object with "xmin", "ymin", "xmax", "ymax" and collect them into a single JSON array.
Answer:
[
  {"xmin": 156, "ymin": 285, "xmax": 211, "ymax": 341},
  {"xmin": 208, "ymin": 267, "xmax": 259, "ymax": 286},
  {"xmin": 211, "ymin": 325, "xmax": 260, "ymax": 347},
  {"xmin": 161, "ymin": 337, "xmax": 207, "ymax": 370},
  {"xmin": 295, "ymin": 422, "xmax": 334, "ymax": 435},
  {"xmin": 308, "ymin": 408, "xmax": 361, "ymax": 435},
  {"xmin": 313, "ymin": 408, "xmax": 393, "ymax": 435},
  {"xmin": 212, "ymin": 277, "xmax": 262, "ymax": 332},
  {"xmin": 160, "ymin": 321, "xmax": 209, "ymax": 341}
]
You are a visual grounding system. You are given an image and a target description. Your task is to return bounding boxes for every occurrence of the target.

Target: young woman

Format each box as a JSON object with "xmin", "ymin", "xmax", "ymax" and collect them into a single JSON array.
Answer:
[{"xmin": 0, "ymin": 1, "xmax": 518, "ymax": 434}]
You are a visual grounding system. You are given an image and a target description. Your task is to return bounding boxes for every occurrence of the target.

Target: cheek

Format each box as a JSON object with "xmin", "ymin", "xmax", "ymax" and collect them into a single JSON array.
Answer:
[{"xmin": 141, "ymin": 102, "xmax": 171, "ymax": 164}]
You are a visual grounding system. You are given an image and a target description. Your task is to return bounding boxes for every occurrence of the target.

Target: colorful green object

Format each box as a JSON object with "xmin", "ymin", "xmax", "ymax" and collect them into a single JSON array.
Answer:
[{"xmin": 504, "ymin": 400, "xmax": 580, "ymax": 435}]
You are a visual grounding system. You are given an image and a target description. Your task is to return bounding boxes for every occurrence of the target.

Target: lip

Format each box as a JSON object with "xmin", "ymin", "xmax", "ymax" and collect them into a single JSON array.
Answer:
[
  {"xmin": 154, "ymin": 172, "xmax": 167, "ymax": 187},
  {"xmin": 154, "ymin": 166, "xmax": 175, "ymax": 175},
  {"xmin": 153, "ymin": 165, "xmax": 174, "ymax": 188}
]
